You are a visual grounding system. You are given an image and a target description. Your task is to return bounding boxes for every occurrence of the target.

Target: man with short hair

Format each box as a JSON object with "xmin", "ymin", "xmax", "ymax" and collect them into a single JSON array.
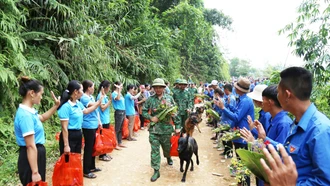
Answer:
[
  {"xmin": 258, "ymin": 67, "xmax": 330, "ymax": 185},
  {"xmin": 142, "ymin": 78, "xmax": 181, "ymax": 182}
]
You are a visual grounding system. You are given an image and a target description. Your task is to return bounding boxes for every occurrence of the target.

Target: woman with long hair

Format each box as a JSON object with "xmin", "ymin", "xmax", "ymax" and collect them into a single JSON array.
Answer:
[
  {"xmin": 14, "ymin": 77, "xmax": 60, "ymax": 185},
  {"xmin": 57, "ymin": 80, "xmax": 104, "ymax": 179}
]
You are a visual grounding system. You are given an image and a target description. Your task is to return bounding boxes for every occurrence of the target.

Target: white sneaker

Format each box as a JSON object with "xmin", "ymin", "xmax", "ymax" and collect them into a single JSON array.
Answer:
[
  {"xmin": 140, "ymin": 127, "xmax": 144, "ymax": 130},
  {"xmin": 217, "ymin": 147, "xmax": 224, "ymax": 151}
]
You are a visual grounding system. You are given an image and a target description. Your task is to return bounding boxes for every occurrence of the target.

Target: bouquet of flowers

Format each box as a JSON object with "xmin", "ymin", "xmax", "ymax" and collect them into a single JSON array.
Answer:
[
  {"xmin": 220, "ymin": 128, "xmax": 241, "ymax": 141},
  {"xmin": 228, "ymin": 158, "xmax": 251, "ymax": 183},
  {"xmin": 150, "ymin": 99, "xmax": 178, "ymax": 126},
  {"xmin": 212, "ymin": 124, "xmax": 231, "ymax": 133},
  {"xmin": 236, "ymin": 139, "xmax": 271, "ymax": 184}
]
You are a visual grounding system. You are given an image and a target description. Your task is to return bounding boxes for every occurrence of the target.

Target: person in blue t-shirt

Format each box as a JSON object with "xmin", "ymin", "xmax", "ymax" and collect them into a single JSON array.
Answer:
[
  {"xmin": 14, "ymin": 77, "xmax": 60, "ymax": 186},
  {"xmin": 112, "ymin": 81, "xmax": 126, "ymax": 149},
  {"xmin": 80, "ymin": 80, "xmax": 104, "ymax": 178},
  {"xmin": 96, "ymin": 80, "xmax": 112, "ymax": 161},
  {"xmin": 125, "ymin": 84, "xmax": 141, "ymax": 141},
  {"xmin": 57, "ymin": 80, "xmax": 104, "ymax": 179},
  {"xmin": 258, "ymin": 67, "xmax": 330, "ymax": 186}
]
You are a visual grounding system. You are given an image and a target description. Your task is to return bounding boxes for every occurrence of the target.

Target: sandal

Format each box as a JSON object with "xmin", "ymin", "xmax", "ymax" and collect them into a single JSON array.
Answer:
[
  {"xmin": 90, "ymin": 168, "xmax": 102, "ymax": 172},
  {"xmin": 99, "ymin": 155, "xmax": 111, "ymax": 162},
  {"xmin": 83, "ymin": 173, "xmax": 97, "ymax": 179}
]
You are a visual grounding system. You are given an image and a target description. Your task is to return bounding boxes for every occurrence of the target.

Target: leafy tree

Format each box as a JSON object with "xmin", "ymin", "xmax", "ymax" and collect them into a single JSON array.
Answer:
[
  {"xmin": 203, "ymin": 8, "xmax": 233, "ymax": 29},
  {"xmin": 279, "ymin": 0, "xmax": 330, "ymax": 85}
]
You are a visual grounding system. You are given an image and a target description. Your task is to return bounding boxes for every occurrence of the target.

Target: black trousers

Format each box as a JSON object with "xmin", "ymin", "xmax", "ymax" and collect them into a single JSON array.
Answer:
[
  {"xmin": 100, "ymin": 123, "xmax": 110, "ymax": 158},
  {"xmin": 114, "ymin": 110, "xmax": 125, "ymax": 145},
  {"xmin": 18, "ymin": 144, "xmax": 46, "ymax": 186},
  {"xmin": 139, "ymin": 114, "xmax": 145, "ymax": 128},
  {"xmin": 59, "ymin": 129, "xmax": 82, "ymax": 155},
  {"xmin": 83, "ymin": 128, "xmax": 97, "ymax": 174},
  {"xmin": 234, "ymin": 142, "xmax": 250, "ymax": 186}
]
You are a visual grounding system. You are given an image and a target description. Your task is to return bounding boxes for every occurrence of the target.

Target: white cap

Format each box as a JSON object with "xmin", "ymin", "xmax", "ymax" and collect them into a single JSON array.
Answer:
[
  {"xmin": 247, "ymin": 84, "xmax": 268, "ymax": 102},
  {"xmin": 211, "ymin": 80, "xmax": 218, "ymax": 86}
]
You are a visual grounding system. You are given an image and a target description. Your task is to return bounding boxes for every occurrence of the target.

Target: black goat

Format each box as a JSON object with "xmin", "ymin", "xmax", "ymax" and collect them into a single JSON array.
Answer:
[{"xmin": 177, "ymin": 134, "xmax": 199, "ymax": 182}]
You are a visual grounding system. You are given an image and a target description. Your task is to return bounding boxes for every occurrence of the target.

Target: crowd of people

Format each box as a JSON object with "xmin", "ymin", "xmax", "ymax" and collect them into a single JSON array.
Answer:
[{"xmin": 13, "ymin": 66, "xmax": 330, "ymax": 186}]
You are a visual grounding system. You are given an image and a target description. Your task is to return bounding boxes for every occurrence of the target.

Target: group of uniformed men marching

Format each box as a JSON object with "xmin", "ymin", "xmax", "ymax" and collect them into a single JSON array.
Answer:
[{"xmin": 142, "ymin": 78, "xmax": 198, "ymax": 182}]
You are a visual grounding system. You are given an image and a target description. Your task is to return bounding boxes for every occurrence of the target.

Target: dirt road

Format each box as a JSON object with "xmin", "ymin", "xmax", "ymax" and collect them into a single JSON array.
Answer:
[
  {"xmin": 46, "ymin": 113, "xmax": 238, "ymax": 186},
  {"xmin": 82, "ymin": 120, "xmax": 235, "ymax": 186}
]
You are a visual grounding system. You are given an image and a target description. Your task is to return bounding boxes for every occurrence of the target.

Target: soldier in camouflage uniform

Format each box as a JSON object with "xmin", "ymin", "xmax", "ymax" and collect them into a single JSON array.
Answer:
[
  {"xmin": 173, "ymin": 79, "xmax": 194, "ymax": 132},
  {"xmin": 188, "ymin": 82, "xmax": 198, "ymax": 105},
  {"xmin": 142, "ymin": 78, "xmax": 181, "ymax": 182},
  {"xmin": 171, "ymin": 78, "xmax": 181, "ymax": 96}
]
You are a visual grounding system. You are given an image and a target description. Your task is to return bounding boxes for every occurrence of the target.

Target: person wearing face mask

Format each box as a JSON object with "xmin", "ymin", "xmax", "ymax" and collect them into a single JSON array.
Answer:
[
  {"xmin": 14, "ymin": 76, "xmax": 60, "ymax": 186},
  {"xmin": 57, "ymin": 80, "xmax": 104, "ymax": 179}
]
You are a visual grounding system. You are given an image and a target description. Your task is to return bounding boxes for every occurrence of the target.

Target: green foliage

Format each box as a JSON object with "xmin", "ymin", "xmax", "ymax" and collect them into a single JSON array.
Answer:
[
  {"xmin": 279, "ymin": 0, "xmax": 330, "ymax": 117},
  {"xmin": 279, "ymin": 0, "xmax": 330, "ymax": 85}
]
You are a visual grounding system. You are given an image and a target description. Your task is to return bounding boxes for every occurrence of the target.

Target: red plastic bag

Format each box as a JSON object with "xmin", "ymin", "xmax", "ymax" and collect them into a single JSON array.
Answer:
[
  {"xmin": 109, "ymin": 125, "xmax": 117, "ymax": 147},
  {"xmin": 27, "ymin": 181, "xmax": 48, "ymax": 186},
  {"xmin": 122, "ymin": 118, "xmax": 129, "ymax": 139},
  {"xmin": 170, "ymin": 134, "xmax": 180, "ymax": 156},
  {"xmin": 92, "ymin": 128, "xmax": 114, "ymax": 156},
  {"xmin": 133, "ymin": 115, "xmax": 140, "ymax": 132},
  {"xmin": 52, "ymin": 153, "xmax": 83, "ymax": 186}
]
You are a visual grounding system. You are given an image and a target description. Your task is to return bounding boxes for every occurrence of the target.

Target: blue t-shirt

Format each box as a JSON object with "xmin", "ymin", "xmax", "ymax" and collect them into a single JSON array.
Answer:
[
  {"xmin": 97, "ymin": 93, "xmax": 110, "ymax": 124},
  {"xmin": 80, "ymin": 94, "xmax": 99, "ymax": 129},
  {"xmin": 58, "ymin": 100, "xmax": 85, "ymax": 130},
  {"xmin": 112, "ymin": 91, "xmax": 125, "ymax": 110},
  {"xmin": 125, "ymin": 92, "xmax": 135, "ymax": 116},
  {"xmin": 14, "ymin": 104, "xmax": 45, "ymax": 146}
]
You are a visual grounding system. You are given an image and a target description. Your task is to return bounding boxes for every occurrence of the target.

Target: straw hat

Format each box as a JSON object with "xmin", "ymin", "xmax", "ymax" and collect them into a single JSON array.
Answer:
[
  {"xmin": 234, "ymin": 78, "xmax": 251, "ymax": 93},
  {"xmin": 247, "ymin": 84, "xmax": 268, "ymax": 102}
]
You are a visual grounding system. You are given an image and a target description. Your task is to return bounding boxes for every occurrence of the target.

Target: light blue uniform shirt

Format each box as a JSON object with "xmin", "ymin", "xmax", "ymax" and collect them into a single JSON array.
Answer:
[
  {"xmin": 112, "ymin": 91, "xmax": 125, "ymax": 110},
  {"xmin": 14, "ymin": 104, "xmax": 45, "ymax": 146},
  {"xmin": 125, "ymin": 92, "xmax": 135, "ymax": 116},
  {"xmin": 222, "ymin": 94, "xmax": 255, "ymax": 144},
  {"xmin": 80, "ymin": 94, "xmax": 99, "ymax": 129},
  {"xmin": 97, "ymin": 93, "xmax": 110, "ymax": 124},
  {"xmin": 58, "ymin": 100, "xmax": 85, "ymax": 130}
]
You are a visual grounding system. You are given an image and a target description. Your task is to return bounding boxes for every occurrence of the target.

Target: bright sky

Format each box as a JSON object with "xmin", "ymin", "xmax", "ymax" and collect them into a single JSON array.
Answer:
[{"xmin": 204, "ymin": 0, "xmax": 305, "ymax": 69}]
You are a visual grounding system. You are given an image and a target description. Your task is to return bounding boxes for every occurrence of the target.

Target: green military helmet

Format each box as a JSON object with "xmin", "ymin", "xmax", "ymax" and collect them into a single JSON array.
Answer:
[
  {"xmin": 178, "ymin": 79, "xmax": 188, "ymax": 85},
  {"xmin": 174, "ymin": 79, "xmax": 181, "ymax": 85},
  {"xmin": 152, "ymin": 78, "xmax": 166, "ymax": 87}
]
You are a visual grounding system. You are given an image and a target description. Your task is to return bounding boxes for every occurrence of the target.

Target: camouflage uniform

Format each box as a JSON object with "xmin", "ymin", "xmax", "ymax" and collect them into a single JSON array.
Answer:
[
  {"xmin": 142, "ymin": 93, "xmax": 181, "ymax": 170},
  {"xmin": 173, "ymin": 80, "xmax": 194, "ymax": 130}
]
